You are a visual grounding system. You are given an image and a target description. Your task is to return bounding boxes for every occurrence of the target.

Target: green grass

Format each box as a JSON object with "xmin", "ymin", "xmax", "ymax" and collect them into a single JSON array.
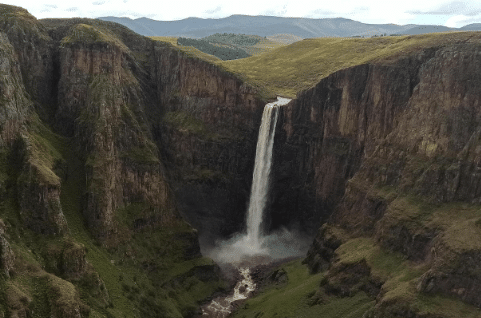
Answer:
[
  {"xmin": 336, "ymin": 237, "xmax": 426, "ymax": 293},
  {"xmin": 150, "ymin": 35, "xmax": 286, "ymax": 62},
  {"xmin": 221, "ymin": 32, "xmax": 481, "ymax": 97},
  {"xmin": 151, "ymin": 37, "xmax": 221, "ymax": 64},
  {"xmin": 243, "ymin": 37, "xmax": 287, "ymax": 55},
  {"xmin": 61, "ymin": 23, "xmax": 129, "ymax": 52},
  {"xmin": 331, "ymin": 191, "xmax": 481, "ymax": 317},
  {"xmin": 0, "ymin": 4, "xmax": 37, "ymax": 23},
  {"xmin": 378, "ymin": 195, "xmax": 481, "ymax": 253},
  {"xmin": 23, "ymin": 115, "xmax": 66, "ymax": 185},
  {"xmin": 231, "ymin": 259, "xmax": 374, "ymax": 318},
  {"xmin": 163, "ymin": 110, "xmax": 249, "ymax": 141},
  {"xmin": 163, "ymin": 111, "xmax": 219, "ymax": 139}
]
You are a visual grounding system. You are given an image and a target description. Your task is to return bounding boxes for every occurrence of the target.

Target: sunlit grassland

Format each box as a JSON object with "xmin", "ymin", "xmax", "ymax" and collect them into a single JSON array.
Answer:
[
  {"xmin": 150, "ymin": 36, "xmax": 222, "ymax": 64},
  {"xmin": 221, "ymin": 32, "xmax": 481, "ymax": 98},
  {"xmin": 150, "ymin": 35, "xmax": 287, "ymax": 63},
  {"xmin": 241, "ymin": 37, "xmax": 287, "ymax": 55}
]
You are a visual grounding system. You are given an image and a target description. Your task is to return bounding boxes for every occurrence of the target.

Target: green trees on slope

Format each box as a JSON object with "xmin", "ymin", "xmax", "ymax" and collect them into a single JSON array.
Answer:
[{"xmin": 177, "ymin": 36, "xmax": 250, "ymax": 60}]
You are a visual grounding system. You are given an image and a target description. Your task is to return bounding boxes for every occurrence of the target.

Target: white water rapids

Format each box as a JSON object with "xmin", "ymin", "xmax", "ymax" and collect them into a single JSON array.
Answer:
[{"xmin": 201, "ymin": 267, "xmax": 256, "ymax": 317}]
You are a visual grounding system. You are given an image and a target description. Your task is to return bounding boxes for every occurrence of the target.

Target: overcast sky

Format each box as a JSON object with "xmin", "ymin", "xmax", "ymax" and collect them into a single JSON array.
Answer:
[{"xmin": 4, "ymin": 0, "xmax": 481, "ymax": 28}]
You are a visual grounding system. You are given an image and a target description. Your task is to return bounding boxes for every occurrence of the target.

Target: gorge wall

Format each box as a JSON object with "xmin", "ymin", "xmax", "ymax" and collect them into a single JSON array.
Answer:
[
  {"xmin": 3, "ymin": 3, "xmax": 481, "ymax": 318},
  {"xmin": 152, "ymin": 46, "xmax": 267, "ymax": 241},
  {"xmin": 0, "ymin": 5, "xmax": 268, "ymax": 317},
  {"xmin": 270, "ymin": 47, "xmax": 433, "ymax": 233},
  {"xmin": 275, "ymin": 36, "xmax": 481, "ymax": 316}
]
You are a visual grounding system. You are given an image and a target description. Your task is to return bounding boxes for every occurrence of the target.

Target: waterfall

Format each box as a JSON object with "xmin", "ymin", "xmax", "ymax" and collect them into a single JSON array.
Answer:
[
  {"xmin": 202, "ymin": 97, "xmax": 311, "ymax": 317},
  {"xmin": 245, "ymin": 103, "xmax": 279, "ymax": 251},
  {"xmin": 206, "ymin": 97, "xmax": 294, "ymax": 264}
]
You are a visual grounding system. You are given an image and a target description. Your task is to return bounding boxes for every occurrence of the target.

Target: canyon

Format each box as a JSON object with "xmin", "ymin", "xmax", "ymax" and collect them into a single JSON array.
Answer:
[{"xmin": 1, "ymin": 3, "xmax": 481, "ymax": 318}]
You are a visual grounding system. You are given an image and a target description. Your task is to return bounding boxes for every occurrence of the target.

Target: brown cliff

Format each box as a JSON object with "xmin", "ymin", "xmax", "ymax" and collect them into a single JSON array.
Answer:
[
  {"xmin": 152, "ymin": 45, "xmax": 268, "ymax": 240},
  {"xmin": 275, "ymin": 36, "xmax": 481, "ymax": 316},
  {"xmin": 0, "ymin": 5, "xmax": 267, "ymax": 317}
]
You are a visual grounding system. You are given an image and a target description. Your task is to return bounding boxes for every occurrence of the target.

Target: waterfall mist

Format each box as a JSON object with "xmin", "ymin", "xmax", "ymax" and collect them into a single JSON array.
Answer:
[{"xmin": 204, "ymin": 97, "xmax": 311, "ymax": 265}]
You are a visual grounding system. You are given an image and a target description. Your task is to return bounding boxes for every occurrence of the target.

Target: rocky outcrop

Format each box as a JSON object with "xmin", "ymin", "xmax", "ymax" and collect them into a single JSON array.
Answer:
[
  {"xmin": 17, "ymin": 143, "xmax": 68, "ymax": 236},
  {"xmin": 45, "ymin": 274, "xmax": 90, "ymax": 318},
  {"xmin": 321, "ymin": 259, "xmax": 382, "ymax": 298},
  {"xmin": 0, "ymin": 5, "xmax": 55, "ymax": 119},
  {"xmin": 0, "ymin": 31, "xmax": 30, "ymax": 143},
  {"xmin": 53, "ymin": 23, "xmax": 178, "ymax": 242},
  {"xmin": 303, "ymin": 224, "xmax": 345, "ymax": 274},
  {"xmin": 0, "ymin": 20, "xmax": 68, "ymax": 236},
  {"xmin": 0, "ymin": 220, "xmax": 14, "ymax": 277},
  {"xmin": 274, "ymin": 40, "xmax": 481, "ymax": 230}
]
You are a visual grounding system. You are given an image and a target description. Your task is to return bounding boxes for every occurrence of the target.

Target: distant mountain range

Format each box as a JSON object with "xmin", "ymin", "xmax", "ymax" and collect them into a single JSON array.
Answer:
[{"xmin": 97, "ymin": 15, "xmax": 481, "ymax": 39}]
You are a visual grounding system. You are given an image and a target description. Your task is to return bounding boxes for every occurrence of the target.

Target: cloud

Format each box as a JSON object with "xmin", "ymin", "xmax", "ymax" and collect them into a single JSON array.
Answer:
[
  {"xmin": 260, "ymin": 3, "xmax": 289, "ymax": 17},
  {"xmin": 204, "ymin": 6, "xmax": 221, "ymax": 14},
  {"xmin": 66, "ymin": 7, "xmax": 78, "ymax": 12},
  {"xmin": 352, "ymin": 6, "xmax": 369, "ymax": 12},
  {"xmin": 92, "ymin": 0, "xmax": 106, "ymax": 5},
  {"xmin": 308, "ymin": 9, "xmax": 337, "ymax": 17},
  {"xmin": 39, "ymin": 3, "xmax": 58, "ymax": 12},
  {"xmin": 408, "ymin": 1, "xmax": 481, "ymax": 16},
  {"xmin": 445, "ymin": 13, "xmax": 481, "ymax": 27}
]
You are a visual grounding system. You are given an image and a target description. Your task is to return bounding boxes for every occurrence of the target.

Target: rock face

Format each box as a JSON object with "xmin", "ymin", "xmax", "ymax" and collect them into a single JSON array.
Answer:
[
  {"xmin": 53, "ymin": 25, "xmax": 172, "ymax": 242},
  {"xmin": 5, "ymin": 3, "xmax": 481, "ymax": 317},
  {"xmin": 0, "ymin": 220, "xmax": 14, "ymax": 277},
  {"xmin": 0, "ymin": 4, "xmax": 268, "ymax": 317},
  {"xmin": 152, "ymin": 47, "xmax": 267, "ymax": 240},
  {"xmin": 271, "ymin": 50, "xmax": 436, "ymax": 234},
  {"xmin": 285, "ymin": 38, "xmax": 481, "ymax": 315},
  {"xmin": 0, "ymin": 5, "xmax": 267, "ymax": 317},
  {"xmin": 0, "ymin": 32, "xmax": 30, "ymax": 141}
]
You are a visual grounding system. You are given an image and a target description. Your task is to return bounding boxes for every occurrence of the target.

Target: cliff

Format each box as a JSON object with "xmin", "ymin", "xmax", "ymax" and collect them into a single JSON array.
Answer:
[
  {"xmin": 152, "ymin": 46, "xmax": 267, "ymax": 240},
  {"xmin": 0, "ymin": 4, "xmax": 270, "ymax": 317},
  {"xmin": 272, "ymin": 35, "xmax": 481, "ymax": 316},
  {"xmin": 4, "ymin": 3, "xmax": 481, "ymax": 318}
]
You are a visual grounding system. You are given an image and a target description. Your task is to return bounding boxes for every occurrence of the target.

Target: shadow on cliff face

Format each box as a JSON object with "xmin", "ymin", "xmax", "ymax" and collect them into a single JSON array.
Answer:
[{"xmin": 200, "ymin": 226, "xmax": 313, "ymax": 266}]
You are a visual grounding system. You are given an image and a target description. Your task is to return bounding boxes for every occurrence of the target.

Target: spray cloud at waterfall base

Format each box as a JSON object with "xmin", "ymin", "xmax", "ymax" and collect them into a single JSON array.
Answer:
[{"xmin": 205, "ymin": 97, "xmax": 310, "ymax": 265}]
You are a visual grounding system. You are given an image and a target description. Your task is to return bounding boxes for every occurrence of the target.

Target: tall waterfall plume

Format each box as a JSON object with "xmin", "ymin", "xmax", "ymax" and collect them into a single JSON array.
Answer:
[
  {"xmin": 205, "ymin": 97, "xmax": 310, "ymax": 264},
  {"xmin": 245, "ymin": 103, "xmax": 279, "ymax": 252}
]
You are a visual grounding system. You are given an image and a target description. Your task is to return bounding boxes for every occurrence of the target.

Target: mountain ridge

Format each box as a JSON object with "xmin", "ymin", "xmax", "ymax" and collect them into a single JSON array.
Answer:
[{"xmin": 97, "ymin": 14, "xmax": 481, "ymax": 38}]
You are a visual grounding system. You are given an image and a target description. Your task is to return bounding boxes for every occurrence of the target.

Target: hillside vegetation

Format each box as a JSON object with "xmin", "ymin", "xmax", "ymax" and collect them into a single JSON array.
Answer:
[
  {"xmin": 221, "ymin": 31, "xmax": 481, "ymax": 97},
  {"xmin": 177, "ymin": 37, "xmax": 250, "ymax": 60},
  {"xmin": 151, "ymin": 33, "xmax": 287, "ymax": 63}
]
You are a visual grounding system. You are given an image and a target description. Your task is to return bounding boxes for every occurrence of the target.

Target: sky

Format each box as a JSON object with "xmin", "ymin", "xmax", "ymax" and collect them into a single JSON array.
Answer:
[{"xmin": 4, "ymin": 0, "xmax": 481, "ymax": 28}]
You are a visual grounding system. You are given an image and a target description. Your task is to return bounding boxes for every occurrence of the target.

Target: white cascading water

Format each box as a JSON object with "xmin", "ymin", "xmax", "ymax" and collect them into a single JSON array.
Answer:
[
  {"xmin": 245, "ymin": 102, "xmax": 280, "ymax": 252},
  {"xmin": 206, "ymin": 97, "xmax": 293, "ymax": 263},
  {"xmin": 202, "ymin": 97, "xmax": 291, "ymax": 318}
]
